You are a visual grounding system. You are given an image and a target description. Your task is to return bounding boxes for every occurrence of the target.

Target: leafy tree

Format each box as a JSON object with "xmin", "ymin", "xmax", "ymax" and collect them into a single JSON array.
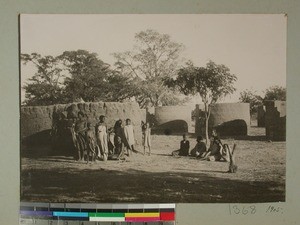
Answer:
[
  {"xmin": 239, "ymin": 89, "xmax": 263, "ymax": 115},
  {"xmin": 21, "ymin": 50, "xmax": 139, "ymax": 105},
  {"xmin": 21, "ymin": 53, "xmax": 66, "ymax": 106},
  {"xmin": 105, "ymin": 72, "xmax": 141, "ymax": 102},
  {"xmin": 58, "ymin": 50, "xmax": 137, "ymax": 102},
  {"xmin": 165, "ymin": 61, "xmax": 237, "ymax": 143},
  {"xmin": 58, "ymin": 50, "xmax": 111, "ymax": 102},
  {"xmin": 113, "ymin": 29, "xmax": 187, "ymax": 108},
  {"xmin": 264, "ymin": 85, "xmax": 286, "ymax": 101}
]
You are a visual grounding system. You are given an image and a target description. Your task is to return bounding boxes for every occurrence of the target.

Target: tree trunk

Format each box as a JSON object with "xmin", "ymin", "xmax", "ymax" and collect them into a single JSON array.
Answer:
[
  {"xmin": 205, "ymin": 113, "xmax": 209, "ymax": 145},
  {"xmin": 204, "ymin": 102, "xmax": 209, "ymax": 145}
]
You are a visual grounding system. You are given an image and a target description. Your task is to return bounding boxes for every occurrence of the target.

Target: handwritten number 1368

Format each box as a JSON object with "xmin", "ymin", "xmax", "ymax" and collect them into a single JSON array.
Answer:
[{"xmin": 230, "ymin": 205, "xmax": 256, "ymax": 215}]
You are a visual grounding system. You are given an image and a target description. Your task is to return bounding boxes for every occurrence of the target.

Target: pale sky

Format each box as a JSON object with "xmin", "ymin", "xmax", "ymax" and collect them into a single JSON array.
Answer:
[{"xmin": 20, "ymin": 14, "xmax": 286, "ymax": 104}]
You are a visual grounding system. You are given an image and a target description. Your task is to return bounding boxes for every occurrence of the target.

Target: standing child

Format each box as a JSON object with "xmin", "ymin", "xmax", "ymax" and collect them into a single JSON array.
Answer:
[
  {"xmin": 142, "ymin": 122, "xmax": 152, "ymax": 155},
  {"xmin": 67, "ymin": 108, "xmax": 78, "ymax": 160},
  {"xmin": 107, "ymin": 127, "xmax": 115, "ymax": 156},
  {"xmin": 114, "ymin": 120, "xmax": 124, "ymax": 140},
  {"xmin": 115, "ymin": 136, "xmax": 125, "ymax": 160},
  {"xmin": 86, "ymin": 122, "xmax": 96, "ymax": 163},
  {"xmin": 74, "ymin": 111, "xmax": 87, "ymax": 161},
  {"xmin": 124, "ymin": 118, "xmax": 135, "ymax": 156},
  {"xmin": 96, "ymin": 115, "xmax": 108, "ymax": 161}
]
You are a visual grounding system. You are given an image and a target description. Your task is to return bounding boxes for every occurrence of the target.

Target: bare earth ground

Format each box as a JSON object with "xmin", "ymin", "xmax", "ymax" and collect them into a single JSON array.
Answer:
[{"xmin": 21, "ymin": 126, "xmax": 285, "ymax": 203}]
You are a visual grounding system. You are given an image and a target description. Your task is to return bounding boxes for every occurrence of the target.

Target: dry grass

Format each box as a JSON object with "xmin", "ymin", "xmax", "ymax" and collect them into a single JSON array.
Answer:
[{"xmin": 21, "ymin": 126, "xmax": 285, "ymax": 203}]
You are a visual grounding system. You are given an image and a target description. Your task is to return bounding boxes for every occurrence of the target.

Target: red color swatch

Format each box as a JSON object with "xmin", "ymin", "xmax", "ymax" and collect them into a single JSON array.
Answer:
[{"xmin": 160, "ymin": 212, "xmax": 175, "ymax": 221}]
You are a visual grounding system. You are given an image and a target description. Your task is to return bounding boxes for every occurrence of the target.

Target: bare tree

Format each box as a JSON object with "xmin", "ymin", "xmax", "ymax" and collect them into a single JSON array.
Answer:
[{"xmin": 113, "ymin": 29, "xmax": 187, "ymax": 108}]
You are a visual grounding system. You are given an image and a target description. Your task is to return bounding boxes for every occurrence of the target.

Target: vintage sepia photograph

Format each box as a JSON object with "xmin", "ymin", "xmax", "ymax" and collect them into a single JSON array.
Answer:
[{"xmin": 20, "ymin": 14, "xmax": 286, "ymax": 203}]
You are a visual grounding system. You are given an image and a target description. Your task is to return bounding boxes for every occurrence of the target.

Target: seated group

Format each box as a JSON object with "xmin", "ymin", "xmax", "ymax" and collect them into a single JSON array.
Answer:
[{"xmin": 172, "ymin": 130, "xmax": 230, "ymax": 162}]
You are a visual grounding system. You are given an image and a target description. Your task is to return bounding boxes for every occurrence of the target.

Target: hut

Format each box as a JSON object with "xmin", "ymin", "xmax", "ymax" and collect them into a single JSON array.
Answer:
[
  {"xmin": 154, "ymin": 106, "xmax": 193, "ymax": 134},
  {"xmin": 195, "ymin": 103, "xmax": 251, "ymax": 136}
]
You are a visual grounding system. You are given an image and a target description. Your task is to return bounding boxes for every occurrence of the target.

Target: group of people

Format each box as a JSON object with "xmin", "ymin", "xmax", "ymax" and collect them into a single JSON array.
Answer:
[
  {"xmin": 172, "ymin": 130, "xmax": 230, "ymax": 162},
  {"xmin": 76, "ymin": 115, "xmax": 152, "ymax": 163},
  {"xmin": 51, "ymin": 109, "xmax": 152, "ymax": 163},
  {"xmin": 51, "ymin": 108, "xmax": 231, "ymax": 164}
]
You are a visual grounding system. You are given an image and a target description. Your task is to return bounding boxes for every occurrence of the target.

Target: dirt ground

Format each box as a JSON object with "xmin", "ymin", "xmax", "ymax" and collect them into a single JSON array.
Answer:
[{"xmin": 21, "ymin": 126, "xmax": 285, "ymax": 203}]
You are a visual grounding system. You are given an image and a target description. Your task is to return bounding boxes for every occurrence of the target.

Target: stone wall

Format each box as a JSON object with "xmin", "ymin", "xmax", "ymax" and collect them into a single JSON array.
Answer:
[{"xmin": 21, "ymin": 102, "xmax": 145, "ymax": 148}]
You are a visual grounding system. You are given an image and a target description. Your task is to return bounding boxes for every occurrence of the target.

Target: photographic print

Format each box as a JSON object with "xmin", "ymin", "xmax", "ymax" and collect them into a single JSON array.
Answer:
[{"xmin": 20, "ymin": 14, "xmax": 286, "ymax": 203}]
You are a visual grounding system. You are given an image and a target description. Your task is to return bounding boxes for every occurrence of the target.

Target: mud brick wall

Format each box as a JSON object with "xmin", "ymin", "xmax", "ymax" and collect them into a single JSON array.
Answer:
[
  {"xmin": 21, "ymin": 102, "xmax": 145, "ymax": 146},
  {"xmin": 265, "ymin": 100, "xmax": 286, "ymax": 141},
  {"xmin": 21, "ymin": 107, "xmax": 46, "ymax": 138}
]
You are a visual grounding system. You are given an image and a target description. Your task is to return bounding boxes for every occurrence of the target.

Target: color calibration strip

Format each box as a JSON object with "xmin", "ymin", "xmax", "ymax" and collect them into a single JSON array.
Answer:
[{"xmin": 20, "ymin": 202, "xmax": 175, "ymax": 224}]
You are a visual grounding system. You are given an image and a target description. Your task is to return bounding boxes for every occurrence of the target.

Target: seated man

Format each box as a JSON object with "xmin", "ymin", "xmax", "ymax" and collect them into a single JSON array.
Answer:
[
  {"xmin": 172, "ymin": 134, "xmax": 190, "ymax": 156},
  {"xmin": 201, "ymin": 136, "xmax": 229, "ymax": 162},
  {"xmin": 190, "ymin": 136, "xmax": 207, "ymax": 158}
]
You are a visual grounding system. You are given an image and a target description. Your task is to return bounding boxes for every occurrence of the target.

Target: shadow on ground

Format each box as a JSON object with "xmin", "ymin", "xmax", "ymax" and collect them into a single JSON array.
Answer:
[{"xmin": 21, "ymin": 166, "xmax": 285, "ymax": 203}]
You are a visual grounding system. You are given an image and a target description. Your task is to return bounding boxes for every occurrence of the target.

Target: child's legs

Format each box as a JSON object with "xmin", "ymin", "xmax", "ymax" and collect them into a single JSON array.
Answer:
[
  {"xmin": 203, "ymin": 151, "xmax": 211, "ymax": 158},
  {"xmin": 126, "ymin": 145, "xmax": 131, "ymax": 155},
  {"xmin": 77, "ymin": 149, "xmax": 81, "ymax": 161},
  {"xmin": 92, "ymin": 151, "xmax": 96, "ymax": 161},
  {"xmin": 131, "ymin": 145, "xmax": 135, "ymax": 152},
  {"xmin": 172, "ymin": 149, "xmax": 180, "ymax": 156},
  {"xmin": 86, "ymin": 149, "xmax": 90, "ymax": 163},
  {"xmin": 81, "ymin": 147, "xmax": 85, "ymax": 161},
  {"xmin": 118, "ymin": 148, "xmax": 125, "ymax": 159},
  {"xmin": 90, "ymin": 144, "xmax": 96, "ymax": 161}
]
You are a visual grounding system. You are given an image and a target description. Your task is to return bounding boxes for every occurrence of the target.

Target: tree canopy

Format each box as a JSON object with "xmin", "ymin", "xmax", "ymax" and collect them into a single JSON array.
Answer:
[
  {"xmin": 264, "ymin": 85, "xmax": 286, "ymax": 101},
  {"xmin": 165, "ymin": 60, "xmax": 237, "ymax": 142},
  {"xmin": 166, "ymin": 61, "xmax": 237, "ymax": 104},
  {"xmin": 58, "ymin": 50, "xmax": 137, "ymax": 102},
  {"xmin": 21, "ymin": 53, "xmax": 66, "ymax": 105},
  {"xmin": 239, "ymin": 86, "xmax": 286, "ymax": 115},
  {"xmin": 239, "ymin": 89, "xmax": 263, "ymax": 115},
  {"xmin": 21, "ymin": 50, "xmax": 139, "ymax": 105},
  {"xmin": 22, "ymin": 30, "xmax": 190, "ymax": 107}
]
